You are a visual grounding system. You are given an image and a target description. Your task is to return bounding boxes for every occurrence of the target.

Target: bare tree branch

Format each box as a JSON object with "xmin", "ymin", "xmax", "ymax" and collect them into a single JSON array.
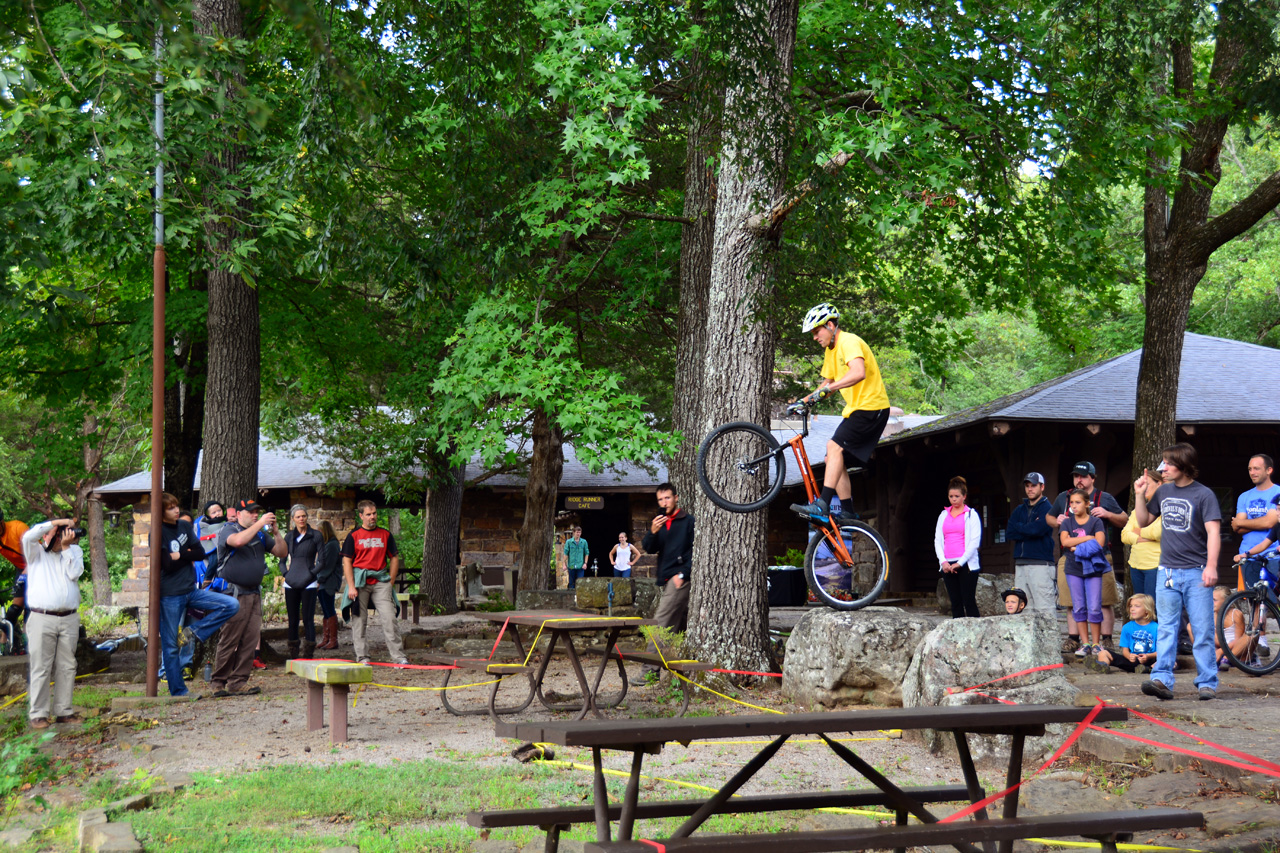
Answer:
[{"xmin": 1194, "ymin": 168, "xmax": 1280, "ymax": 261}]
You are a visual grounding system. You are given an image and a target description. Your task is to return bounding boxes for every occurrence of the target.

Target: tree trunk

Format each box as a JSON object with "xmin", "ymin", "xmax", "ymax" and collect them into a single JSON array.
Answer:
[
  {"xmin": 87, "ymin": 497, "xmax": 111, "ymax": 605},
  {"xmin": 516, "ymin": 409, "xmax": 564, "ymax": 591},
  {"xmin": 1130, "ymin": 8, "xmax": 1280, "ymax": 485},
  {"xmin": 421, "ymin": 459, "xmax": 465, "ymax": 614},
  {"xmin": 668, "ymin": 3, "xmax": 720, "ymax": 500},
  {"xmin": 163, "ymin": 331, "xmax": 207, "ymax": 511},
  {"xmin": 194, "ymin": 0, "xmax": 259, "ymax": 507},
  {"xmin": 686, "ymin": 0, "xmax": 798, "ymax": 673}
]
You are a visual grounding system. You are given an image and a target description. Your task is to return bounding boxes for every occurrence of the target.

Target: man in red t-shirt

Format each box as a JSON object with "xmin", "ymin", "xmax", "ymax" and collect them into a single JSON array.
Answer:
[{"xmin": 340, "ymin": 500, "xmax": 407, "ymax": 665}]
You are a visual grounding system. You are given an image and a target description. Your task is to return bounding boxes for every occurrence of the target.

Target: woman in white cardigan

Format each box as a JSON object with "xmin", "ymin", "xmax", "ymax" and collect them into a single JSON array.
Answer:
[{"xmin": 935, "ymin": 476, "xmax": 982, "ymax": 618}]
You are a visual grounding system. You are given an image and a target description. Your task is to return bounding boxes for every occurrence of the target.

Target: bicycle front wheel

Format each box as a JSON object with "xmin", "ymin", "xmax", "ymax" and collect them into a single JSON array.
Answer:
[
  {"xmin": 1218, "ymin": 589, "xmax": 1280, "ymax": 676},
  {"xmin": 696, "ymin": 422, "xmax": 785, "ymax": 513},
  {"xmin": 803, "ymin": 521, "xmax": 889, "ymax": 611}
]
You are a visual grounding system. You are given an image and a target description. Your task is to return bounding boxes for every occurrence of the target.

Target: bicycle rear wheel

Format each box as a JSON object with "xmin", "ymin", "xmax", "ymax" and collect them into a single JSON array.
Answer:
[
  {"xmin": 803, "ymin": 521, "xmax": 889, "ymax": 611},
  {"xmin": 696, "ymin": 422, "xmax": 785, "ymax": 513},
  {"xmin": 1218, "ymin": 589, "xmax": 1280, "ymax": 676}
]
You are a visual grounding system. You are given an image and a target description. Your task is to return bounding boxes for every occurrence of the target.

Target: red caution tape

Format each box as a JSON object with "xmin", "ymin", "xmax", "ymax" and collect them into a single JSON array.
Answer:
[
  {"xmin": 1088, "ymin": 724, "xmax": 1280, "ymax": 778},
  {"xmin": 639, "ymin": 840, "xmax": 667, "ymax": 853},
  {"xmin": 948, "ymin": 663, "xmax": 1065, "ymax": 694},
  {"xmin": 488, "ymin": 617, "xmax": 510, "ymax": 661}
]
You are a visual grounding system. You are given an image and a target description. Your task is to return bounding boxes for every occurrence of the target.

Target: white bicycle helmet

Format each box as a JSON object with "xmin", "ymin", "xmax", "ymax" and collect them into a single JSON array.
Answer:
[{"xmin": 801, "ymin": 302, "xmax": 839, "ymax": 333}]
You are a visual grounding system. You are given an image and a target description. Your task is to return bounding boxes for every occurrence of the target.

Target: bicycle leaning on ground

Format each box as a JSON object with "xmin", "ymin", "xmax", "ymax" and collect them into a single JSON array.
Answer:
[
  {"xmin": 1216, "ymin": 556, "xmax": 1280, "ymax": 676},
  {"xmin": 695, "ymin": 398, "xmax": 889, "ymax": 611}
]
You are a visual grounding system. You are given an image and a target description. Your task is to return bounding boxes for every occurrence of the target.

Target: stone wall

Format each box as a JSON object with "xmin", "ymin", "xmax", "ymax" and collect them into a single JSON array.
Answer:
[{"xmin": 116, "ymin": 489, "xmax": 359, "ymax": 610}]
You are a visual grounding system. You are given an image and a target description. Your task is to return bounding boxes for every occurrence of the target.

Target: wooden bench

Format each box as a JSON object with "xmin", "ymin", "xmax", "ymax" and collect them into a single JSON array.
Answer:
[
  {"xmin": 470, "ymin": 784, "xmax": 972, "ymax": 853},
  {"xmin": 285, "ymin": 660, "xmax": 372, "ymax": 744},
  {"xmin": 579, "ymin": 808, "xmax": 1203, "ymax": 853},
  {"xmin": 598, "ymin": 650, "xmax": 716, "ymax": 716},
  {"xmin": 418, "ymin": 653, "xmax": 535, "ymax": 718}
]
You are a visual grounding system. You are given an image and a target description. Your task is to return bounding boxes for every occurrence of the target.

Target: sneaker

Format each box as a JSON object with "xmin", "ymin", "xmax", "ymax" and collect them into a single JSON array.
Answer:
[
  {"xmin": 29, "ymin": 718, "xmax": 50, "ymax": 730},
  {"xmin": 1084, "ymin": 655, "xmax": 1110, "ymax": 674},
  {"xmin": 1177, "ymin": 640, "xmax": 1193, "ymax": 656},
  {"xmin": 1199, "ymin": 687, "xmax": 1216, "ymax": 701},
  {"xmin": 1218, "ymin": 657, "xmax": 1230, "ymax": 671},
  {"xmin": 393, "ymin": 658, "xmax": 409, "ymax": 666},
  {"xmin": 1136, "ymin": 664, "xmax": 1151, "ymax": 674},
  {"xmin": 1074, "ymin": 644, "xmax": 1089, "ymax": 658},
  {"xmin": 1142, "ymin": 679, "xmax": 1174, "ymax": 701},
  {"xmin": 1061, "ymin": 636, "xmax": 1081, "ymax": 654},
  {"xmin": 358, "ymin": 657, "xmax": 372, "ymax": 665},
  {"xmin": 252, "ymin": 658, "xmax": 267, "ymax": 670},
  {"xmin": 55, "ymin": 714, "xmax": 84, "ymax": 724},
  {"xmin": 1099, "ymin": 637, "xmax": 1116, "ymax": 653},
  {"xmin": 830, "ymin": 509, "xmax": 858, "ymax": 526},
  {"xmin": 789, "ymin": 498, "xmax": 830, "ymax": 524}
]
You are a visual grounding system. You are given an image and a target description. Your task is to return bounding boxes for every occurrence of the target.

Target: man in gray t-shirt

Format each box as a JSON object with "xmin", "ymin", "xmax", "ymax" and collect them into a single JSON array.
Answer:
[
  {"xmin": 1133, "ymin": 443, "xmax": 1222, "ymax": 702},
  {"xmin": 210, "ymin": 499, "xmax": 287, "ymax": 697}
]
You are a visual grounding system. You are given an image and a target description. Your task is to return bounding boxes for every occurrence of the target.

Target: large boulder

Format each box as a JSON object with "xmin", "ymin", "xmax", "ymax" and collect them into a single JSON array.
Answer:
[
  {"xmin": 901, "ymin": 611, "xmax": 1077, "ymax": 761},
  {"xmin": 782, "ymin": 607, "xmax": 944, "ymax": 707},
  {"xmin": 936, "ymin": 572, "xmax": 1016, "ymax": 616},
  {"xmin": 575, "ymin": 577, "xmax": 634, "ymax": 609},
  {"xmin": 514, "ymin": 589, "xmax": 577, "ymax": 610}
]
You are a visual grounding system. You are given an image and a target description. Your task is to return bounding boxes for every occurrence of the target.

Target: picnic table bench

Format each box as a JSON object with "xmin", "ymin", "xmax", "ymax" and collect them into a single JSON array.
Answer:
[
  {"xmin": 417, "ymin": 653, "xmax": 536, "ymax": 718},
  {"xmin": 584, "ymin": 649, "xmax": 716, "ymax": 716},
  {"xmin": 487, "ymin": 703, "xmax": 1202, "ymax": 853},
  {"xmin": 285, "ymin": 659, "xmax": 372, "ymax": 744}
]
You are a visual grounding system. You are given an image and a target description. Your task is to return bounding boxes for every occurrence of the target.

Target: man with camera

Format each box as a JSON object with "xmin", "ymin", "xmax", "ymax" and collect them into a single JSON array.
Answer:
[
  {"xmin": 20, "ymin": 518, "xmax": 85, "ymax": 729},
  {"xmin": 212, "ymin": 499, "xmax": 287, "ymax": 696}
]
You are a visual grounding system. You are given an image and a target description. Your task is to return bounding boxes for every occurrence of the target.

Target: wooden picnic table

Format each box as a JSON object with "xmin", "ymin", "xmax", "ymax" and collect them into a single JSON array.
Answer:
[
  {"xmin": 450, "ymin": 609, "xmax": 655, "ymax": 721},
  {"xmin": 487, "ymin": 703, "xmax": 1198, "ymax": 853}
]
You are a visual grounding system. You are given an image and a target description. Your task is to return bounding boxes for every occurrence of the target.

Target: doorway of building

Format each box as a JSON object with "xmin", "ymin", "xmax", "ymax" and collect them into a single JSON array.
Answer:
[{"xmin": 562, "ymin": 493, "xmax": 632, "ymax": 578}]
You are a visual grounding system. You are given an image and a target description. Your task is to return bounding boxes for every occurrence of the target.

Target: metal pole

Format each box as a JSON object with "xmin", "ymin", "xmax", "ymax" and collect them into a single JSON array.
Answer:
[{"xmin": 146, "ymin": 24, "xmax": 166, "ymax": 697}]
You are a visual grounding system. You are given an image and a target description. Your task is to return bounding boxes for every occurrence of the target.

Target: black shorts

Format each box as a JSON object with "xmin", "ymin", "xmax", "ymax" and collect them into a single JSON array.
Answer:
[{"xmin": 830, "ymin": 408, "xmax": 890, "ymax": 466}]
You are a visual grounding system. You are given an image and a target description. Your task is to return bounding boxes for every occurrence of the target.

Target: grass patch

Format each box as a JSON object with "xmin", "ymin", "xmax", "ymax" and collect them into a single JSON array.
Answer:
[{"xmin": 111, "ymin": 755, "xmax": 821, "ymax": 852}]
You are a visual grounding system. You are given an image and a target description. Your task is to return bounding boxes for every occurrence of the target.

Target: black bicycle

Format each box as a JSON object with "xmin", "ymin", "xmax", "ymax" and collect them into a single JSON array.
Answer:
[
  {"xmin": 696, "ymin": 400, "xmax": 889, "ymax": 611},
  {"xmin": 1216, "ymin": 559, "xmax": 1280, "ymax": 676}
]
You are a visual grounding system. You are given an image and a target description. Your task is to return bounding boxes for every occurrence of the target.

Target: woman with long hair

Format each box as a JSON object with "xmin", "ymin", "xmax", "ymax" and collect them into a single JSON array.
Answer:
[
  {"xmin": 314, "ymin": 520, "xmax": 343, "ymax": 650},
  {"xmin": 934, "ymin": 476, "xmax": 982, "ymax": 618}
]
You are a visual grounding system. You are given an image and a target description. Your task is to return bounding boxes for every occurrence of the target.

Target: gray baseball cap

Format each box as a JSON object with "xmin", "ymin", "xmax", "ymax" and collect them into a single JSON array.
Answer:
[{"xmin": 1023, "ymin": 472, "xmax": 1045, "ymax": 485}]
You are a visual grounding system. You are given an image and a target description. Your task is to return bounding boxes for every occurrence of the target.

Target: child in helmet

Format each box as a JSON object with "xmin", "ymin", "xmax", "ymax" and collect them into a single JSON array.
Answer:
[{"xmin": 1001, "ymin": 588, "xmax": 1027, "ymax": 614}]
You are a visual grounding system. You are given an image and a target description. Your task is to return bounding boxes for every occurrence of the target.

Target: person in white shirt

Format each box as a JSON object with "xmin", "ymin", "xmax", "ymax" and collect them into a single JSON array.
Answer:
[
  {"xmin": 21, "ymin": 519, "xmax": 84, "ymax": 729},
  {"xmin": 609, "ymin": 532, "xmax": 638, "ymax": 578}
]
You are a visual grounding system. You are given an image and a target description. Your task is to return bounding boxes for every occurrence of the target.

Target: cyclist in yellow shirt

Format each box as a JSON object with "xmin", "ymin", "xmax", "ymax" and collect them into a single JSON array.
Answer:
[{"xmin": 791, "ymin": 303, "xmax": 891, "ymax": 526}]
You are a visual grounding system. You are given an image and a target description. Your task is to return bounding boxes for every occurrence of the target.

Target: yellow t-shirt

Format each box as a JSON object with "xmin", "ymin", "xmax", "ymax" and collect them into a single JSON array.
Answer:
[{"xmin": 821, "ymin": 331, "xmax": 890, "ymax": 417}]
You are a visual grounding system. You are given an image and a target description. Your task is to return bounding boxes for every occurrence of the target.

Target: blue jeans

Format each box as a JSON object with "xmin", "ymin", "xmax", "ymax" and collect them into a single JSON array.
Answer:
[
  {"xmin": 160, "ymin": 589, "xmax": 240, "ymax": 696},
  {"xmin": 1130, "ymin": 567, "xmax": 1158, "ymax": 602},
  {"xmin": 568, "ymin": 568, "xmax": 584, "ymax": 589},
  {"xmin": 1152, "ymin": 567, "xmax": 1217, "ymax": 692}
]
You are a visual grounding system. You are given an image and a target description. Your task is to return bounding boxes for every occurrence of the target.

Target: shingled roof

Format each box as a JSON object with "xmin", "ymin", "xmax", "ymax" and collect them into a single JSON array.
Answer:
[{"xmin": 884, "ymin": 332, "xmax": 1280, "ymax": 445}]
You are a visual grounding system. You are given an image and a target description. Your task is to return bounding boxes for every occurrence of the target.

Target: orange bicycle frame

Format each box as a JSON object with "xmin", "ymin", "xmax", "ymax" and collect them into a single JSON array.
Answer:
[{"xmin": 786, "ymin": 435, "xmax": 856, "ymax": 566}]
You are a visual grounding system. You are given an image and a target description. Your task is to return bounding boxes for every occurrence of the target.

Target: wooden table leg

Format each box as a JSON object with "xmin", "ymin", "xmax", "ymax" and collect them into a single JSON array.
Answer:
[
  {"xmin": 673, "ymin": 734, "xmax": 791, "ymax": 838},
  {"xmin": 997, "ymin": 732, "xmax": 1026, "ymax": 853},
  {"xmin": 592, "ymin": 747, "xmax": 611, "ymax": 844},
  {"xmin": 617, "ymin": 749, "xmax": 645, "ymax": 840},
  {"xmin": 819, "ymin": 734, "xmax": 984, "ymax": 853},
  {"xmin": 307, "ymin": 681, "xmax": 324, "ymax": 732},
  {"xmin": 562, "ymin": 633, "xmax": 600, "ymax": 720},
  {"xmin": 331, "ymin": 684, "xmax": 350, "ymax": 743},
  {"xmin": 954, "ymin": 732, "xmax": 996, "ymax": 853}
]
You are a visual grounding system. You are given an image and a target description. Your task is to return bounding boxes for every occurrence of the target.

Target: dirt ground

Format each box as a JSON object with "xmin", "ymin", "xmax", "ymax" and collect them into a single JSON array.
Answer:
[{"xmin": 12, "ymin": 611, "xmax": 1280, "ymax": 853}]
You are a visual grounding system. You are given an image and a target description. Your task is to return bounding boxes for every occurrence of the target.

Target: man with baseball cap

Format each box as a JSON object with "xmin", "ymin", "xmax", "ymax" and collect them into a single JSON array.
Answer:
[
  {"xmin": 211, "ymin": 499, "xmax": 286, "ymax": 696},
  {"xmin": 1005, "ymin": 472, "xmax": 1055, "ymax": 613},
  {"xmin": 1048, "ymin": 461, "xmax": 1128, "ymax": 653}
]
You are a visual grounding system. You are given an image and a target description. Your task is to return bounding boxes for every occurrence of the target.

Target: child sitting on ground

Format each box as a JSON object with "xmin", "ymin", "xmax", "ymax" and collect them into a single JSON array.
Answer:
[
  {"xmin": 1001, "ymin": 588, "xmax": 1027, "ymax": 614},
  {"xmin": 1197, "ymin": 586, "xmax": 1249, "ymax": 670},
  {"xmin": 1085, "ymin": 594, "xmax": 1158, "ymax": 673}
]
